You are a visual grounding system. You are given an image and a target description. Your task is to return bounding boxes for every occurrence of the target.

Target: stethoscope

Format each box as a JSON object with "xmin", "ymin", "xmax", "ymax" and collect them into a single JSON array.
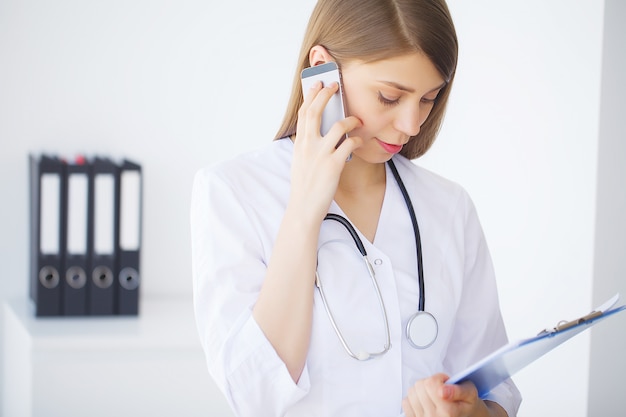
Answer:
[{"xmin": 315, "ymin": 158, "xmax": 439, "ymax": 361}]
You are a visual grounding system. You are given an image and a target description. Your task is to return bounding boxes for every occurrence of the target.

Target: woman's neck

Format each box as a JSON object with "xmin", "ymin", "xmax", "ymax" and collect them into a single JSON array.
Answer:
[
  {"xmin": 335, "ymin": 156, "xmax": 387, "ymax": 243},
  {"xmin": 337, "ymin": 156, "xmax": 386, "ymax": 194}
]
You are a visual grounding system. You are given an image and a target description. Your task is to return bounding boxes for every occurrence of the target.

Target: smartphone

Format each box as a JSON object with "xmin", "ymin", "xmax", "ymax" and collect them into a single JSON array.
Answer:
[{"xmin": 301, "ymin": 62, "xmax": 348, "ymax": 142}]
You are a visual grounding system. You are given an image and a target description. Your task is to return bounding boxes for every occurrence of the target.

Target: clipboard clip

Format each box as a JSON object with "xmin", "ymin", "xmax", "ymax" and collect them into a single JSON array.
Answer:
[
  {"xmin": 538, "ymin": 310, "xmax": 603, "ymax": 336},
  {"xmin": 537, "ymin": 293, "xmax": 621, "ymax": 336}
]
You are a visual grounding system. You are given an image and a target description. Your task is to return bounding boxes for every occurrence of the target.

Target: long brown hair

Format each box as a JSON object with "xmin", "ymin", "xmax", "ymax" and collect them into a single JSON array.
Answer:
[{"xmin": 274, "ymin": 0, "xmax": 458, "ymax": 160}]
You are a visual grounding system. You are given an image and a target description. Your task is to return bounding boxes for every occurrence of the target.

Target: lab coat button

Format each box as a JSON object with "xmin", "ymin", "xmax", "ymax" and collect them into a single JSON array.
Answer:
[{"xmin": 374, "ymin": 259, "xmax": 383, "ymax": 266}]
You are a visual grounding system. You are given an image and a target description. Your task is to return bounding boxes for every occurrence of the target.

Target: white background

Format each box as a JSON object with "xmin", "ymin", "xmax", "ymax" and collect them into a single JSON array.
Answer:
[{"xmin": 0, "ymin": 0, "xmax": 623, "ymax": 415}]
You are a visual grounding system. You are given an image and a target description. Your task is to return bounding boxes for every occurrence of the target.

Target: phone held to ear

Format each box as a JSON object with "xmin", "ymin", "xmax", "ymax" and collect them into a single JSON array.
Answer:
[{"xmin": 301, "ymin": 62, "xmax": 348, "ymax": 145}]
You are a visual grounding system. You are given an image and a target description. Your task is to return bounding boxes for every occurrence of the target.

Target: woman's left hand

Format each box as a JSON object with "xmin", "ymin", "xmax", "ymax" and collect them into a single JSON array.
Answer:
[{"xmin": 402, "ymin": 374, "xmax": 495, "ymax": 417}]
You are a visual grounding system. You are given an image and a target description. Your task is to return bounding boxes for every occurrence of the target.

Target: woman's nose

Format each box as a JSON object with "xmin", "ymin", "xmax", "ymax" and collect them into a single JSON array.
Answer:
[{"xmin": 394, "ymin": 104, "xmax": 422, "ymax": 137}]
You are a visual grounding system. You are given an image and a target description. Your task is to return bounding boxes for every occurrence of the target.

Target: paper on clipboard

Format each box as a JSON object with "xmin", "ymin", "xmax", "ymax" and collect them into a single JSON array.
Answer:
[{"xmin": 447, "ymin": 293, "xmax": 626, "ymax": 398}]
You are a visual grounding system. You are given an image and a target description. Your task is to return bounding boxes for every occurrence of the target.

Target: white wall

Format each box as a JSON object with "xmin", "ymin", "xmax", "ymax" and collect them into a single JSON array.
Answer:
[
  {"xmin": 0, "ymin": 0, "xmax": 611, "ymax": 415},
  {"xmin": 419, "ymin": 1, "xmax": 605, "ymax": 415},
  {"xmin": 588, "ymin": 0, "xmax": 626, "ymax": 415}
]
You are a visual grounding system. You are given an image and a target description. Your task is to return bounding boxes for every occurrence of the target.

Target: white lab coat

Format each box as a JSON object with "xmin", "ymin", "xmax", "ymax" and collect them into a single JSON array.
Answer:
[{"xmin": 191, "ymin": 138, "xmax": 522, "ymax": 417}]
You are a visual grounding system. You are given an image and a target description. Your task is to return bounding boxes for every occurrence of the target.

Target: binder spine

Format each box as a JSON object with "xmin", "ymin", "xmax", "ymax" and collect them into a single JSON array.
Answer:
[
  {"xmin": 116, "ymin": 160, "xmax": 142, "ymax": 315},
  {"xmin": 62, "ymin": 159, "xmax": 91, "ymax": 315},
  {"xmin": 88, "ymin": 157, "xmax": 118, "ymax": 315},
  {"xmin": 30, "ymin": 155, "xmax": 66, "ymax": 316}
]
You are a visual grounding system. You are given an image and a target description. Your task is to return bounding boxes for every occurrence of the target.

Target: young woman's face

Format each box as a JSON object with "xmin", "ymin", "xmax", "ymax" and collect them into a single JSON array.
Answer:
[{"xmin": 340, "ymin": 52, "xmax": 445, "ymax": 164}]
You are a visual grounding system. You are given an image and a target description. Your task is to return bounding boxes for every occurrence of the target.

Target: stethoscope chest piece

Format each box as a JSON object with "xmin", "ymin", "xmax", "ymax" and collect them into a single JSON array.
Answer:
[{"xmin": 406, "ymin": 311, "xmax": 438, "ymax": 349}]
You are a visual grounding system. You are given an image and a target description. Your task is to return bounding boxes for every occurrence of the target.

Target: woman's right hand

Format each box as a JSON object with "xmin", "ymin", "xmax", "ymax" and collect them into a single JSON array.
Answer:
[
  {"xmin": 253, "ymin": 80, "xmax": 363, "ymax": 383},
  {"xmin": 289, "ymin": 80, "xmax": 363, "ymax": 223}
]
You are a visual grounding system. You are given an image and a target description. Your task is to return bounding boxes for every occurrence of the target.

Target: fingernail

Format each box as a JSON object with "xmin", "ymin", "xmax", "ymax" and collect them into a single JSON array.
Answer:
[{"xmin": 442, "ymin": 385, "xmax": 453, "ymax": 400}]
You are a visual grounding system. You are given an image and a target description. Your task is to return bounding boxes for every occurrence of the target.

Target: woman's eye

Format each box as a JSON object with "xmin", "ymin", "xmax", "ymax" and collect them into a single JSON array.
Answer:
[
  {"xmin": 377, "ymin": 92, "xmax": 400, "ymax": 107},
  {"xmin": 421, "ymin": 91, "xmax": 441, "ymax": 105}
]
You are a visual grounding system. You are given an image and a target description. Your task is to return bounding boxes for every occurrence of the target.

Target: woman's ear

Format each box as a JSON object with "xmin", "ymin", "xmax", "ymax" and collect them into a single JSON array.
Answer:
[{"xmin": 309, "ymin": 45, "xmax": 334, "ymax": 67}]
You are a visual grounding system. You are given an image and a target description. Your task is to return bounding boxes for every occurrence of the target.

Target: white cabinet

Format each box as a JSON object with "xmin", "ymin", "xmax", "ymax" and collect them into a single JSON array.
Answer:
[{"xmin": 2, "ymin": 298, "xmax": 234, "ymax": 417}]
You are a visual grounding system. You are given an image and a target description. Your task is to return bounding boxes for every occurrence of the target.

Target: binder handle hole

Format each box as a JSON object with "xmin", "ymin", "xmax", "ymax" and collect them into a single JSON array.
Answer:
[
  {"xmin": 119, "ymin": 267, "xmax": 140, "ymax": 290},
  {"xmin": 92, "ymin": 266, "xmax": 114, "ymax": 289},
  {"xmin": 39, "ymin": 266, "xmax": 60, "ymax": 289},
  {"xmin": 66, "ymin": 266, "xmax": 87, "ymax": 289}
]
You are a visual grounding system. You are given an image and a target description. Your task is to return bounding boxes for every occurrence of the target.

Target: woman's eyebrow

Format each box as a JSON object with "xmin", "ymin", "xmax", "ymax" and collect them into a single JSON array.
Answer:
[{"xmin": 378, "ymin": 80, "xmax": 447, "ymax": 94}]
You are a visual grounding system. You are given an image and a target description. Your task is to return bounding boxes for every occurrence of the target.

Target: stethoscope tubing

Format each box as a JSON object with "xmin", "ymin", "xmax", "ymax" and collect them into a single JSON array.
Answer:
[
  {"xmin": 323, "ymin": 213, "xmax": 367, "ymax": 256},
  {"xmin": 316, "ymin": 158, "xmax": 436, "ymax": 359},
  {"xmin": 387, "ymin": 159, "xmax": 425, "ymax": 312},
  {"xmin": 319, "ymin": 214, "xmax": 392, "ymax": 360}
]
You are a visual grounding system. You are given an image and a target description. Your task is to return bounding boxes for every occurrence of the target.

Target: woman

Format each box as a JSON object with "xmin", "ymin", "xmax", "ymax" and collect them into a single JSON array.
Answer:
[{"xmin": 191, "ymin": 0, "xmax": 522, "ymax": 416}]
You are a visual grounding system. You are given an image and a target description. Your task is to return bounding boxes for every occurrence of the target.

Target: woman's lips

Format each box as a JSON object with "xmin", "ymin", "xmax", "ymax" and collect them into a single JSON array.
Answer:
[{"xmin": 376, "ymin": 138, "xmax": 403, "ymax": 154}]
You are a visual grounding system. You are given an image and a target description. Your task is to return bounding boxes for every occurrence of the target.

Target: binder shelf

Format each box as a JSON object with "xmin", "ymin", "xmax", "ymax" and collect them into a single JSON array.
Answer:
[
  {"xmin": 1, "ymin": 297, "xmax": 234, "ymax": 417},
  {"xmin": 29, "ymin": 154, "xmax": 142, "ymax": 317}
]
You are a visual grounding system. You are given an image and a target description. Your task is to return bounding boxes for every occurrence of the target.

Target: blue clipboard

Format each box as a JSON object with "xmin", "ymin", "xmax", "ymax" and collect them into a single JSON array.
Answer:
[{"xmin": 447, "ymin": 294, "xmax": 626, "ymax": 398}]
